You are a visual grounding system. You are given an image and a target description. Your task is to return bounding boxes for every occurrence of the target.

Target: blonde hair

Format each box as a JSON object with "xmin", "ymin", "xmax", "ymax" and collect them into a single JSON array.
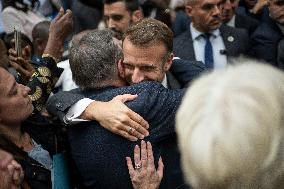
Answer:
[{"xmin": 176, "ymin": 60, "xmax": 284, "ymax": 189}]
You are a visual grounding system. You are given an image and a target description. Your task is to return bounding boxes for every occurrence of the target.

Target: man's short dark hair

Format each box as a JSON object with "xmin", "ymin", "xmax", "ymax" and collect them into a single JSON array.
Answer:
[
  {"xmin": 103, "ymin": 0, "xmax": 140, "ymax": 13},
  {"xmin": 123, "ymin": 18, "xmax": 173, "ymax": 53},
  {"xmin": 70, "ymin": 29, "xmax": 123, "ymax": 89},
  {"xmin": 32, "ymin": 21, "xmax": 50, "ymax": 41}
]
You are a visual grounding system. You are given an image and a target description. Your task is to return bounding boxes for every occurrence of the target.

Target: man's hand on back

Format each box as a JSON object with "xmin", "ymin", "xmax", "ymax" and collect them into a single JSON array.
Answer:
[{"xmin": 81, "ymin": 94, "xmax": 149, "ymax": 141}]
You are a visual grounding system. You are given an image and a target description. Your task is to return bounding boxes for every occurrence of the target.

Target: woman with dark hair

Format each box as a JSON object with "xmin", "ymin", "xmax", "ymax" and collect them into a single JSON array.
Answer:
[
  {"xmin": 1, "ymin": 0, "xmax": 46, "ymax": 40},
  {"xmin": 0, "ymin": 8, "xmax": 73, "ymax": 188}
]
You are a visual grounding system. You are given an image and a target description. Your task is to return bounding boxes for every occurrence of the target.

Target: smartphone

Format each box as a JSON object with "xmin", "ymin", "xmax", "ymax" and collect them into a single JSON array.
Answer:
[{"xmin": 14, "ymin": 28, "xmax": 22, "ymax": 57}]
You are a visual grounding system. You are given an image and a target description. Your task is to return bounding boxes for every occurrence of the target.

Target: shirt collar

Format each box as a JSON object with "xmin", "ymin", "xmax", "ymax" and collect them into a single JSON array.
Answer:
[
  {"xmin": 190, "ymin": 23, "xmax": 220, "ymax": 40},
  {"xmin": 226, "ymin": 15, "xmax": 236, "ymax": 27},
  {"xmin": 161, "ymin": 74, "xmax": 168, "ymax": 88}
]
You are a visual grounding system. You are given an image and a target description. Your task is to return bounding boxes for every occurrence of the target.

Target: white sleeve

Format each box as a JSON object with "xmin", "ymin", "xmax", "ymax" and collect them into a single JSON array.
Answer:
[{"xmin": 64, "ymin": 98, "xmax": 94, "ymax": 124}]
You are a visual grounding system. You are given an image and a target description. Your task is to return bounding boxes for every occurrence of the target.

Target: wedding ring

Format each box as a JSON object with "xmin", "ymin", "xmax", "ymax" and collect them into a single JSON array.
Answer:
[
  {"xmin": 128, "ymin": 127, "xmax": 134, "ymax": 133},
  {"xmin": 135, "ymin": 163, "xmax": 142, "ymax": 170}
]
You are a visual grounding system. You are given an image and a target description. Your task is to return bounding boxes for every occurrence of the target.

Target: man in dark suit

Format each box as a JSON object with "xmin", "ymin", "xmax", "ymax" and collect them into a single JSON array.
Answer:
[
  {"xmin": 250, "ymin": 0, "xmax": 284, "ymax": 67},
  {"xmin": 219, "ymin": 0, "xmax": 259, "ymax": 36},
  {"xmin": 174, "ymin": 0, "xmax": 250, "ymax": 69},
  {"xmin": 47, "ymin": 19, "xmax": 196, "ymax": 189},
  {"xmin": 102, "ymin": 0, "xmax": 144, "ymax": 40}
]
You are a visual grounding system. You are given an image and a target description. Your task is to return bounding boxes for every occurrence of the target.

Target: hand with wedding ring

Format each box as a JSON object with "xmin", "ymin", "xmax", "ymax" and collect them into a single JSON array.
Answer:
[
  {"xmin": 82, "ymin": 94, "xmax": 150, "ymax": 141},
  {"xmin": 126, "ymin": 141, "xmax": 164, "ymax": 189}
]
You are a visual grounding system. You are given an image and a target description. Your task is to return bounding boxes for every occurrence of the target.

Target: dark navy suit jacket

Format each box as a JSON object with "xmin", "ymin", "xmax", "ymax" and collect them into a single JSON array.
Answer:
[
  {"xmin": 278, "ymin": 39, "xmax": 284, "ymax": 69},
  {"xmin": 47, "ymin": 81, "xmax": 187, "ymax": 189},
  {"xmin": 173, "ymin": 24, "xmax": 250, "ymax": 62},
  {"xmin": 235, "ymin": 12, "xmax": 259, "ymax": 36},
  {"xmin": 250, "ymin": 16, "xmax": 284, "ymax": 67}
]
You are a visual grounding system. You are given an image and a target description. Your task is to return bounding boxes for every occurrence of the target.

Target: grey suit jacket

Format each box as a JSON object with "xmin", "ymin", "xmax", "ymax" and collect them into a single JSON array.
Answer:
[
  {"xmin": 173, "ymin": 24, "xmax": 250, "ymax": 63},
  {"xmin": 47, "ymin": 81, "xmax": 188, "ymax": 189}
]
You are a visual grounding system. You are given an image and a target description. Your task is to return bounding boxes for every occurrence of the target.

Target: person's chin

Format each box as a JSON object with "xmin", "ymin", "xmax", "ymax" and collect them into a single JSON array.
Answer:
[
  {"xmin": 220, "ymin": 13, "xmax": 229, "ymax": 21},
  {"xmin": 112, "ymin": 31, "xmax": 123, "ymax": 40},
  {"xmin": 210, "ymin": 21, "xmax": 222, "ymax": 30}
]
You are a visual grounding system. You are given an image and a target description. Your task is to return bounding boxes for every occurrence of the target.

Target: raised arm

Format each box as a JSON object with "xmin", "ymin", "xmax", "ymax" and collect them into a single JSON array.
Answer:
[
  {"xmin": 47, "ymin": 91, "xmax": 149, "ymax": 141},
  {"xmin": 8, "ymin": 8, "xmax": 73, "ymax": 113}
]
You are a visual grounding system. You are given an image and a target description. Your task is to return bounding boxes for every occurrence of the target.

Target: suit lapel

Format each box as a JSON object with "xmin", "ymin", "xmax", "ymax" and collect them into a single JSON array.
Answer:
[
  {"xmin": 220, "ymin": 25, "xmax": 235, "ymax": 57},
  {"xmin": 235, "ymin": 14, "xmax": 245, "ymax": 29},
  {"xmin": 166, "ymin": 72, "xmax": 181, "ymax": 90},
  {"xmin": 187, "ymin": 27, "xmax": 196, "ymax": 60}
]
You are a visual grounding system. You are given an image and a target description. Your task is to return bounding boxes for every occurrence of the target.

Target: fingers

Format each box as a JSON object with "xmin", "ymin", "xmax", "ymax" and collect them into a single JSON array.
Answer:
[
  {"xmin": 9, "ymin": 62, "xmax": 27, "ymax": 74},
  {"xmin": 119, "ymin": 108, "xmax": 149, "ymax": 138},
  {"xmin": 140, "ymin": 140, "xmax": 147, "ymax": 168},
  {"xmin": 62, "ymin": 9, "xmax": 73, "ymax": 19},
  {"xmin": 114, "ymin": 94, "xmax": 138, "ymax": 103},
  {"xmin": 157, "ymin": 157, "xmax": 164, "ymax": 179},
  {"xmin": 128, "ymin": 111, "xmax": 149, "ymax": 130},
  {"xmin": 134, "ymin": 144, "xmax": 141, "ymax": 168},
  {"xmin": 122, "ymin": 124, "xmax": 145, "ymax": 140},
  {"xmin": 117, "ymin": 130, "xmax": 138, "ymax": 142},
  {"xmin": 0, "ymin": 150, "xmax": 13, "ymax": 169},
  {"xmin": 126, "ymin": 157, "xmax": 135, "ymax": 177},
  {"xmin": 11, "ymin": 160, "xmax": 23, "ymax": 186},
  {"xmin": 22, "ymin": 46, "xmax": 31, "ymax": 59},
  {"xmin": 147, "ymin": 141, "xmax": 154, "ymax": 167},
  {"xmin": 8, "ymin": 48, "xmax": 17, "ymax": 57},
  {"xmin": 54, "ymin": 7, "xmax": 64, "ymax": 22},
  {"xmin": 112, "ymin": 94, "xmax": 149, "ymax": 130}
]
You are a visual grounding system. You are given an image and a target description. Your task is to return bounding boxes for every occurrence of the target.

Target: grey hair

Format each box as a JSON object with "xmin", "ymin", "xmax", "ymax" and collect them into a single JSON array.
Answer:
[
  {"xmin": 177, "ymin": 59, "xmax": 284, "ymax": 189},
  {"xmin": 69, "ymin": 29, "xmax": 123, "ymax": 89}
]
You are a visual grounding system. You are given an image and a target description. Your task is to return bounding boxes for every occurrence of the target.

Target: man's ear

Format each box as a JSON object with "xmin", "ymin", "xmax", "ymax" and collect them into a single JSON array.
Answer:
[
  {"xmin": 118, "ymin": 59, "xmax": 125, "ymax": 78},
  {"xmin": 131, "ymin": 10, "xmax": 143, "ymax": 23},
  {"xmin": 185, "ymin": 5, "xmax": 194, "ymax": 17},
  {"xmin": 164, "ymin": 53, "xmax": 174, "ymax": 71}
]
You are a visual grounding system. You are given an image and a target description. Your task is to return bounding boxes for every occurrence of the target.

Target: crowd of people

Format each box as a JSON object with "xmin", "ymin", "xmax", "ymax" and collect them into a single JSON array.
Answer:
[{"xmin": 0, "ymin": 0, "xmax": 283, "ymax": 188}]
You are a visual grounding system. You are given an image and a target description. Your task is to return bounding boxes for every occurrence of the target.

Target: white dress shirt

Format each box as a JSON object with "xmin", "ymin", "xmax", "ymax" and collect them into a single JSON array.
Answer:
[
  {"xmin": 190, "ymin": 23, "xmax": 227, "ymax": 69},
  {"xmin": 226, "ymin": 15, "xmax": 236, "ymax": 28},
  {"xmin": 56, "ymin": 59, "xmax": 78, "ymax": 91}
]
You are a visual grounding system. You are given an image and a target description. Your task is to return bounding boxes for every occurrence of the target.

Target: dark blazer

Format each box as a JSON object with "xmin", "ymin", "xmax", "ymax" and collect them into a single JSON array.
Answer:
[
  {"xmin": 173, "ymin": 24, "xmax": 250, "ymax": 62},
  {"xmin": 235, "ymin": 12, "xmax": 259, "ymax": 36},
  {"xmin": 236, "ymin": 5, "xmax": 270, "ymax": 23},
  {"xmin": 169, "ymin": 59, "xmax": 205, "ymax": 88},
  {"xmin": 250, "ymin": 16, "xmax": 284, "ymax": 67},
  {"xmin": 278, "ymin": 39, "xmax": 284, "ymax": 69},
  {"xmin": 172, "ymin": 11, "xmax": 191, "ymax": 37},
  {"xmin": 47, "ymin": 81, "xmax": 187, "ymax": 189}
]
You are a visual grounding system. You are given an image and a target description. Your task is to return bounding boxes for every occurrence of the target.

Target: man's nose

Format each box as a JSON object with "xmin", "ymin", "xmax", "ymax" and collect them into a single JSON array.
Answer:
[
  {"xmin": 131, "ymin": 68, "xmax": 145, "ymax": 84},
  {"xmin": 108, "ymin": 19, "xmax": 116, "ymax": 29},
  {"xmin": 213, "ymin": 5, "xmax": 221, "ymax": 16}
]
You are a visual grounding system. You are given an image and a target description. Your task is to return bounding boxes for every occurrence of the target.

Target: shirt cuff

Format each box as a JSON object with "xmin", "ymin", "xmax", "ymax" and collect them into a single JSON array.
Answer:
[{"xmin": 64, "ymin": 98, "xmax": 94, "ymax": 124}]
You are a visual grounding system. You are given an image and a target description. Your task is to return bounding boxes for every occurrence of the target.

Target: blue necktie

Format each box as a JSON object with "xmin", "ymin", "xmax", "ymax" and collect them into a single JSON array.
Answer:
[{"xmin": 203, "ymin": 33, "xmax": 214, "ymax": 69}]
